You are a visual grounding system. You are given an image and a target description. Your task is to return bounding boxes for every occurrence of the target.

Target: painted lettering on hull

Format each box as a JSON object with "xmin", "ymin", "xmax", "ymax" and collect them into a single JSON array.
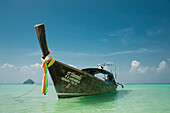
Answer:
[{"xmin": 61, "ymin": 71, "xmax": 83, "ymax": 88}]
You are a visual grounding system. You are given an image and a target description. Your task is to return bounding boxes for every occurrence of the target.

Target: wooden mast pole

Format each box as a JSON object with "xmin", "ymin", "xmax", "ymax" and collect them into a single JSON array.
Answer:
[{"xmin": 34, "ymin": 24, "xmax": 49, "ymax": 59}]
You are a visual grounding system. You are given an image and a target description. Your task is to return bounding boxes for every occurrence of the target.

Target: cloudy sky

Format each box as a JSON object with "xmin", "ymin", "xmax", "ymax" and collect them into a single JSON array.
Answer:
[{"xmin": 0, "ymin": 0, "xmax": 170, "ymax": 84}]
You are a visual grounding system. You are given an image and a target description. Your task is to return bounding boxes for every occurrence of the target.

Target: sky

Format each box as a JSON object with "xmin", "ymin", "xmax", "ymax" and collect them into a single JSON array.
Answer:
[{"xmin": 0, "ymin": 0, "xmax": 170, "ymax": 84}]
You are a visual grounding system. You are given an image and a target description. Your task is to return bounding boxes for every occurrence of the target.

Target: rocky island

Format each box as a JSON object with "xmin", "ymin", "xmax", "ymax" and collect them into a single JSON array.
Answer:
[{"xmin": 23, "ymin": 79, "xmax": 34, "ymax": 84}]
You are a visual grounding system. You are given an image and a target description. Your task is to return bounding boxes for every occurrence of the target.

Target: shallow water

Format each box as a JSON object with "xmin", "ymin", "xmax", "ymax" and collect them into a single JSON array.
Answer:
[{"xmin": 0, "ymin": 84, "xmax": 170, "ymax": 113}]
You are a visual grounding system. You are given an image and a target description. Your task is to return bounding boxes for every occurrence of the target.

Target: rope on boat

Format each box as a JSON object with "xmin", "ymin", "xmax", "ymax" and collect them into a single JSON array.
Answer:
[
  {"xmin": 41, "ymin": 49, "xmax": 52, "ymax": 95},
  {"xmin": 13, "ymin": 49, "xmax": 54, "ymax": 99},
  {"xmin": 117, "ymin": 82, "xmax": 124, "ymax": 88},
  {"xmin": 12, "ymin": 84, "xmax": 39, "ymax": 99}
]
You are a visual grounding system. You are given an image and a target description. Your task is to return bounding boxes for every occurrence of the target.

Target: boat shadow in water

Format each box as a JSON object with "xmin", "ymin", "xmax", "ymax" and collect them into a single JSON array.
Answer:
[{"xmin": 76, "ymin": 90, "xmax": 131, "ymax": 105}]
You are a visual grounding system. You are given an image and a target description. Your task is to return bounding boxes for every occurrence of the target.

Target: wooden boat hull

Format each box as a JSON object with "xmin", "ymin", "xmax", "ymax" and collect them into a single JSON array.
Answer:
[
  {"xmin": 34, "ymin": 24, "xmax": 117, "ymax": 98},
  {"xmin": 48, "ymin": 60, "xmax": 117, "ymax": 98}
]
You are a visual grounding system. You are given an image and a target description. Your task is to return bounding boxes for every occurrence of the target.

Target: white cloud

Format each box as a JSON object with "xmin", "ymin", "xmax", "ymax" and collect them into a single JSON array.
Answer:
[
  {"xmin": 129, "ymin": 60, "xmax": 140, "ymax": 72},
  {"xmin": 54, "ymin": 48, "xmax": 156, "ymax": 57},
  {"xmin": 157, "ymin": 61, "xmax": 166, "ymax": 71},
  {"xmin": 157, "ymin": 30, "xmax": 161, "ymax": 33},
  {"xmin": 0, "ymin": 63, "xmax": 15, "ymax": 68},
  {"xmin": 19, "ymin": 63, "xmax": 41, "ymax": 73},
  {"xmin": 137, "ymin": 66, "xmax": 149, "ymax": 74},
  {"xmin": 0, "ymin": 62, "xmax": 49, "ymax": 83},
  {"xmin": 19, "ymin": 65, "xmax": 31, "ymax": 73},
  {"xmin": 27, "ymin": 51, "xmax": 41, "ymax": 56},
  {"xmin": 147, "ymin": 29, "xmax": 162, "ymax": 36},
  {"xmin": 118, "ymin": 27, "xmax": 134, "ymax": 33},
  {"xmin": 109, "ymin": 24, "xmax": 136, "ymax": 38},
  {"xmin": 121, "ymin": 39, "xmax": 127, "ymax": 45},
  {"xmin": 147, "ymin": 31, "xmax": 153, "ymax": 36},
  {"xmin": 110, "ymin": 33, "xmax": 116, "ymax": 37},
  {"xmin": 109, "ymin": 27, "xmax": 134, "ymax": 37},
  {"xmin": 100, "ymin": 38, "xmax": 108, "ymax": 43},
  {"xmin": 150, "ymin": 67, "xmax": 156, "ymax": 71},
  {"xmin": 100, "ymin": 48, "xmax": 155, "ymax": 56},
  {"xmin": 131, "ymin": 60, "xmax": 140, "ymax": 67},
  {"xmin": 30, "ymin": 63, "xmax": 41, "ymax": 68},
  {"xmin": 129, "ymin": 60, "xmax": 149, "ymax": 74}
]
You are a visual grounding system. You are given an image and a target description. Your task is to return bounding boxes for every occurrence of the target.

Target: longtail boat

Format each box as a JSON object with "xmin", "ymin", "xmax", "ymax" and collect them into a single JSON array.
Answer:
[{"xmin": 35, "ymin": 24, "xmax": 123, "ymax": 98}]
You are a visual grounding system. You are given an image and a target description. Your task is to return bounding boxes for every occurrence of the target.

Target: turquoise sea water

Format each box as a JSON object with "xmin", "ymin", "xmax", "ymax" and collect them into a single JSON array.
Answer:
[{"xmin": 0, "ymin": 84, "xmax": 170, "ymax": 113}]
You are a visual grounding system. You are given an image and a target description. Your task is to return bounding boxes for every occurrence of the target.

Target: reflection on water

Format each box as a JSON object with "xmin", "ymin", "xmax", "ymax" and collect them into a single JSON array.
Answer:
[
  {"xmin": 41, "ymin": 105, "xmax": 46, "ymax": 112},
  {"xmin": 1, "ymin": 84, "xmax": 169, "ymax": 113},
  {"xmin": 78, "ymin": 91, "xmax": 118, "ymax": 104},
  {"xmin": 53, "ymin": 90, "xmax": 131, "ymax": 112},
  {"xmin": 1, "ymin": 84, "xmax": 130, "ymax": 112},
  {"xmin": 77, "ymin": 90, "xmax": 130, "ymax": 105}
]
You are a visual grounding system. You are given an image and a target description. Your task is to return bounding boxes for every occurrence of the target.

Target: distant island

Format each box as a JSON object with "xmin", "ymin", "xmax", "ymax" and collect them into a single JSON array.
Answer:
[{"xmin": 23, "ymin": 79, "xmax": 34, "ymax": 84}]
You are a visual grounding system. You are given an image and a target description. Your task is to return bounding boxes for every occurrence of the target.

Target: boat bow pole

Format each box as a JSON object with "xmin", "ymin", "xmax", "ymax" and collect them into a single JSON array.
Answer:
[
  {"xmin": 35, "ymin": 24, "xmax": 49, "ymax": 58},
  {"xmin": 35, "ymin": 24, "xmax": 52, "ymax": 95}
]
